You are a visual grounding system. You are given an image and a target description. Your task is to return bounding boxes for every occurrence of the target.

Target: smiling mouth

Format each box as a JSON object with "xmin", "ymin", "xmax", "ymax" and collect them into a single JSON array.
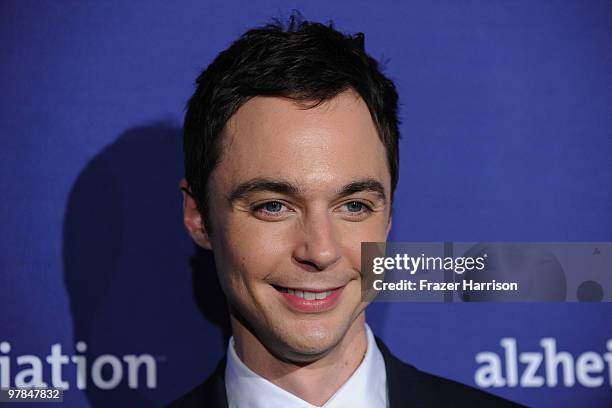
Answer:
[
  {"xmin": 272, "ymin": 285, "xmax": 343, "ymax": 301},
  {"xmin": 272, "ymin": 284, "xmax": 345, "ymax": 313}
]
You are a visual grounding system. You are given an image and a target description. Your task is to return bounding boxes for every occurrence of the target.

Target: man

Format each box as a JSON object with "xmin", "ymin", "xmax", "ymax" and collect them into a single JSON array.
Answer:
[{"xmin": 171, "ymin": 15, "xmax": 520, "ymax": 407}]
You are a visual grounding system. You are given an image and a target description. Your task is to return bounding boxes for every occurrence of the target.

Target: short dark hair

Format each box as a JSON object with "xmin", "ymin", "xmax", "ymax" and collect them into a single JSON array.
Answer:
[{"xmin": 184, "ymin": 14, "xmax": 400, "ymax": 228}]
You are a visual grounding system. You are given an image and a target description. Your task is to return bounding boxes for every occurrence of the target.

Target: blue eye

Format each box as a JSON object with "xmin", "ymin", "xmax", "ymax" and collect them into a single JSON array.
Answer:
[
  {"xmin": 263, "ymin": 201, "xmax": 283, "ymax": 212},
  {"xmin": 346, "ymin": 201, "xmax": 364, "ymax": 212},
  {"xmin": 251, "ymin": 201, "xmax": 292, "ymax": 220}
]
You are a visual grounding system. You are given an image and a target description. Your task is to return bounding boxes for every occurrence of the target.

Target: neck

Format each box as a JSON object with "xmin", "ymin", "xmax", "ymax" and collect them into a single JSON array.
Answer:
[{"xmin": 231, "ymin": 313, "xmax": 368, "ymax": 406}]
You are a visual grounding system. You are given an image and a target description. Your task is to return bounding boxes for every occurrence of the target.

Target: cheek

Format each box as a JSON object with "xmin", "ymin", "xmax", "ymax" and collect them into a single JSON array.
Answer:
[
  {"xmin": 338, "ymin": 218, "xmax": 389, "ymax": 258},
  {"xmin": 213, "ymin": 216, "xmax": 296, "ymax": 284}
]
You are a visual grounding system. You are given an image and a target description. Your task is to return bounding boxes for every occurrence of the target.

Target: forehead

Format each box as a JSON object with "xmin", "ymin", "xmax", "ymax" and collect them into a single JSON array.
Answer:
[{"xmin": 212, "ymin": 90, "xmax": 390, "ymax": 195}]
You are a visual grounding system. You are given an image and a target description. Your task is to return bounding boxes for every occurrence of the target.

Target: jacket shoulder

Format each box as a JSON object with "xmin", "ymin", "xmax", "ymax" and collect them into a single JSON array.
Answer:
[
  {"xmin": 406, "ymin": 367, "xmax": 522, "ymax": 407},
  {"xmin": 166, "ymin": 358, "xmax": 227, "ymax": 408},
  {"xmin": 375, "ymin": 337, "xmax": 524, "ymax": 407}
]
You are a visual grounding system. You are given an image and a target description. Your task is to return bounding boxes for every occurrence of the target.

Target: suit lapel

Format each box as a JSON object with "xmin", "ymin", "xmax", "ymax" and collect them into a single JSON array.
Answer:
[
  {"xmin": 202, "ymin": 357, "xmax": 228, "ymax": 407},
  {"xmin": 168, "ymin": 357, "xmax": 228, "ymax": 408},
  {"xmin": 375, "ymin": 336, "xmax": 419, "ymax": 407}
]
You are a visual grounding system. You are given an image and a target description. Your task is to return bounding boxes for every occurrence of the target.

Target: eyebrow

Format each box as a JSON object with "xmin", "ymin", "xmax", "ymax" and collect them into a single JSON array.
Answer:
[
  {"xmin": 228, "ymin": 179, "xmax": 300, "ymax": 202},
  {"xmin": 228, "ymin": 177, "xmax": 387, "ymax": 204},
  {"xmin": 339, "ymin": 179, "xmax": 387, "ymax": 203}
]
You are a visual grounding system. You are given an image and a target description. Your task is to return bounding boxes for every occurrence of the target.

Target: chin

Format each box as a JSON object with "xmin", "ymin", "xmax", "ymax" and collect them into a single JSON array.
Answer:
[{"xmin": 272, "ymin": 316, "xmax": 353, "ymax": 361}]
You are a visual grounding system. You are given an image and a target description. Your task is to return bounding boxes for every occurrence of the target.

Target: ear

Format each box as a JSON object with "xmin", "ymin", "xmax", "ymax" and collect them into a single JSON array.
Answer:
[{"xmin": 180, "ymin": 179, "xmax": 212, "ymax": 250}]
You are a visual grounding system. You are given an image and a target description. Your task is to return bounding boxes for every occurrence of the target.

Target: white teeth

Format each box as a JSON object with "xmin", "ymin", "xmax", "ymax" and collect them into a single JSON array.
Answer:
[{"xmin": 283, "ymin": 289, "xmax": 334, "ymax": 300}]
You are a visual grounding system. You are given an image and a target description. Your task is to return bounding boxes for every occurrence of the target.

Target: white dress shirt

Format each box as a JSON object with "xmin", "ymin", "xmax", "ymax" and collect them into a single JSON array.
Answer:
[{"xmin": 225, "ymin": 324, "xmax": 388, "ymax": 408}]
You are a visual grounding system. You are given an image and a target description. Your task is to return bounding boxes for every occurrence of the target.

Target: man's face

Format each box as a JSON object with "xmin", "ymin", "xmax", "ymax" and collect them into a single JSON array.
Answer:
[{"xmin": 194, "ymin": 90, "xmax": 391, "ymax": 360}]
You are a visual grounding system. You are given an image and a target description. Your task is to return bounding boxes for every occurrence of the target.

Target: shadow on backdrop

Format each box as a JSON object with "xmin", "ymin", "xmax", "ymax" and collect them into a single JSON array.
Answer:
[{"xmin": 62, "ymin": 123, "xmax": 230, "ymax": 407}]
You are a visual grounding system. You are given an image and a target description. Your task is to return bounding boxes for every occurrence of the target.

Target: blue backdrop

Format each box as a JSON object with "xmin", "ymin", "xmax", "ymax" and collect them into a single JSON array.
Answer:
[{"xmin": 1, "ymin": 1, "xmax": 611, "ymax": 407}]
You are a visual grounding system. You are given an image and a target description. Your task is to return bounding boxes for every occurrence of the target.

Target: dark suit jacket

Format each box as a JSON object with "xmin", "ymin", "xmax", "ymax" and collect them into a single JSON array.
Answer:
[{"xmin": 169, "ymin": 338, "xmax": 523, "ymax": 407}]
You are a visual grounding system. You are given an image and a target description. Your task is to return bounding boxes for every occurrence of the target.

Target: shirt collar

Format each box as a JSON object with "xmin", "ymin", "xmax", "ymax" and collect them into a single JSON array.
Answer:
[{"xmin": 224, "ymin": 324, "xmax": 388, "ymax": 408}]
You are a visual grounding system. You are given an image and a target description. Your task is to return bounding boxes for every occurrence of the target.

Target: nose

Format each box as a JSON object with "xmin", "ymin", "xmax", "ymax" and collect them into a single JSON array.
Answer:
[{"xmin": 293, "ymin": 211, "xmax": 342, "ymax": 271}]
